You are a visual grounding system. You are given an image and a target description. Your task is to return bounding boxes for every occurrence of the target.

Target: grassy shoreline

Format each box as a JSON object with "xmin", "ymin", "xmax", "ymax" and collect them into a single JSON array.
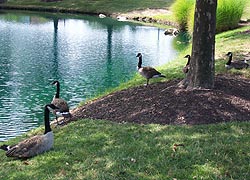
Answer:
[
  {"xmin": 0, "ymin": 0, "xmax": 174, "ymax": 15},
  {"xmin": 0, "ymin": 1, "xmax": 250, "ymax": 179}
]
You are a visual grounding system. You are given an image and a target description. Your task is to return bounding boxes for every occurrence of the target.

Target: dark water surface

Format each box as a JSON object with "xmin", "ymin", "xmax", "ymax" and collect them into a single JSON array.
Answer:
[{"xmin": 0, "ymin": 11, "xmax": 178, "ymax": 141}]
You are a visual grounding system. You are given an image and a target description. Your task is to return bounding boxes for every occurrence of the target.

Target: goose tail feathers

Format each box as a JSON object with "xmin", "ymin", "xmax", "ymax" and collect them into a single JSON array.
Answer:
[
  {"xmin": 153, "ymin": 74, "xmax": 166, "ymax": 78},
  {"xmin": 56, "ymin": 111, "xmax": 72, "ymax": 118}
]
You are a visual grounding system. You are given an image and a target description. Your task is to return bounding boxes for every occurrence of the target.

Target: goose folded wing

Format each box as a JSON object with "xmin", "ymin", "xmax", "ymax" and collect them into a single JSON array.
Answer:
[
  {"xmin": 51, "ymin": 98, "xmax": 69, "ymax": 112},
  {"xmin": 144, "ymin": 66, "xmax": 161, "ymax": 75},
  {"xmin": 231, "ymin": 61, "xmax": 249, "ymax": 69},
  {"xmin": 6, "ymin": 135, "xmax": 44, "ymax": 158}
]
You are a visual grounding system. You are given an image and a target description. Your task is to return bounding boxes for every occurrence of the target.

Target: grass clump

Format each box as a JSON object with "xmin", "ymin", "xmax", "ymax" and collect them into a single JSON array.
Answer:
[
  {"xmin": 216, "ymin": 0, "xmax": 247, "ymax": 32},
  {"xmin": 171, "ymin": 0, "xmax": 195, "ymax": 30}
]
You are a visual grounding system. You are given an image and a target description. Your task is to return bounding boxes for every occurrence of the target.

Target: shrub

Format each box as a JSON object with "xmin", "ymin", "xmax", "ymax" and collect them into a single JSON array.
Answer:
[
  {"xmin": 173, "ymin": 0, "xmax": 247, "ymax": 34},
  {"xmin": 187, "ymin": 5, "xmax": 195, "ymax": 35},
  {"xmin": 216, "ymin": 0, "xmax": 246, "ymax": 32},
  {"xmin": 171, "ymin": 0, "xmax": 195, "ymax": 31}
]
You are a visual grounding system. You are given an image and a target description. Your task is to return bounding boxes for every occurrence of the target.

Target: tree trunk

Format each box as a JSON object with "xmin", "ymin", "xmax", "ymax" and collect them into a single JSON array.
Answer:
[{"xmin": 184, "ymin": 0, "xmax": 217, "ymax": 89}]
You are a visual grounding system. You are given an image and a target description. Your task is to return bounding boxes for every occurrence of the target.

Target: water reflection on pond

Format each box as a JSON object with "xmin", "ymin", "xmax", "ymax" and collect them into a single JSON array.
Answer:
[{"xmin": 0, "ymin": 11, "xmax": 179, "ymax": 141}]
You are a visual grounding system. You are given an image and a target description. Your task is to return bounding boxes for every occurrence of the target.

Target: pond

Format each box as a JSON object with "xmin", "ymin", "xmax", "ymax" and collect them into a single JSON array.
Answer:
[{"xmin": 0, "ymin": 10, "xmax": 178, "ymax": 141}]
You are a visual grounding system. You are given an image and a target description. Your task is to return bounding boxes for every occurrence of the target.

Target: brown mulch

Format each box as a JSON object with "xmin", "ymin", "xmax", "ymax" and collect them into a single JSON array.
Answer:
[{"xmin": 70, "ymin": 74, "xmax": 250, "ymax": 125}]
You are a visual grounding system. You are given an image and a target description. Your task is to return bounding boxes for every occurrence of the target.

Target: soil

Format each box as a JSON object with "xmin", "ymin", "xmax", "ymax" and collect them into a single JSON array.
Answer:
[{"xmin": 70, "ymin": 74, "xmax": 250, "ymax": 125}]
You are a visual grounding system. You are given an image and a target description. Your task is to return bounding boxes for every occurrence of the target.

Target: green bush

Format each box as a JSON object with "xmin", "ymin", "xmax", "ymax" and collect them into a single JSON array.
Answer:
[
  {"xmin": 173, "ymin": 0, "xmax": 247, "ymax": 34},
  {"xmin": 216, "ymin": 0, "xmax": 246, "ymax": 32},
  {"xmin": 171, "ymin": 0, "xmax": 195, "ymax": 30},
  {"xmin": 187, "ymin": 5, "xmax": 195, "ymax": 35}
]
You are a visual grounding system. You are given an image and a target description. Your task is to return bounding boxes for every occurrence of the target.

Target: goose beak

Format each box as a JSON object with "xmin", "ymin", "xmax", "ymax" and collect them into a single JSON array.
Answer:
[{"xmin": 50, "ymin": 81, "xmax": 58, "ymax": 85}]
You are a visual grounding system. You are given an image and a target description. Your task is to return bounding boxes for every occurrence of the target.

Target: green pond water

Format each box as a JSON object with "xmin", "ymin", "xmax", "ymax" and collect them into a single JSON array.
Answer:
[{"xmin": 0, "ymin": 10, "xmax": 179, "ymax": 141}]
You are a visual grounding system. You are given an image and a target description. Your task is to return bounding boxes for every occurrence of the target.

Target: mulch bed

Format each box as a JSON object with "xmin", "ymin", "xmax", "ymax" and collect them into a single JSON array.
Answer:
[{"xmin": 70, "ymin": 74, "xmax": 250, "ymax": 125}]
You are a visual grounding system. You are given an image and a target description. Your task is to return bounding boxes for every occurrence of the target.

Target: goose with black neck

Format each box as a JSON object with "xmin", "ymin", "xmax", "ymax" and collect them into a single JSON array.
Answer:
[
  {"xmin": 51, "ymin": 80, "xmax": 71, "ymax": 124},
  {"xmin": 0, "ymin": 104, "xmax": 56, "ymax": 159},
  {"xmin": 136, "ymin": 53, "xmax": 166, "ymax": 86},
  {"xmin": 225, "ymin": 52, "xmax": 249, "ymax": 70},
  {"xmin": 183, "ymin": 54, "xmax": 191, "ymax": 74}
]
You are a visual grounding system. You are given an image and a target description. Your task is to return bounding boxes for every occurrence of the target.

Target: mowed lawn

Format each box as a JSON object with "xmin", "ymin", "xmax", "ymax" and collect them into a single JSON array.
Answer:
[{"xmin": 0, "ymin": 119, "xmax": 249, "ymax": 180}]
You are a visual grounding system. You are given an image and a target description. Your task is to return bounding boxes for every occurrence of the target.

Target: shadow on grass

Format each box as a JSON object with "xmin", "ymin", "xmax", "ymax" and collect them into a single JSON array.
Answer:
[{"xmin": 1, "ymin": 120, "xmax": 249, "ymax": 179}]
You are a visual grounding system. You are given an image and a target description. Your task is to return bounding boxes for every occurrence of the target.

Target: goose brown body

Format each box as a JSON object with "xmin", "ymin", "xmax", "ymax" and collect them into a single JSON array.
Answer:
[
  {"xmin": 183, "ymin": 55, "xmax": 191, "ymax": 74},
  {"xmin": 51, "ymin": 81, "xmax": 70, "ymax": 120},
  {"xmin": 5, "ymin": 132, "xmax": 54, "ymax": 158},
  {"xmin": 0, "ymin": 104, "xmax": 54, "ymax": 159},
  {"xmin": 51, "ymin": 98, "xmax": 69, "ymax": 113},
  {"xmin": 136, "ymin": 53, "xmax": 166, "ymax": 86},
  {"xmin": 225, "ymin": 52, "xmax": 249, "ymax": 70}
]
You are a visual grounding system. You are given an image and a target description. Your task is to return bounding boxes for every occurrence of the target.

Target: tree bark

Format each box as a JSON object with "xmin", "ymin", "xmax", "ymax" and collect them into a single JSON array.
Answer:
[{"xmin": 184, "ymin": 0, "xmax": 217, "ymax": 89}]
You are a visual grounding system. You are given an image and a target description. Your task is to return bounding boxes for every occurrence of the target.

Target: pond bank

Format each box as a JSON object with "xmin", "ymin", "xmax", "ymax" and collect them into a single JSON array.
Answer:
[
  {"xmin": 111, "ymin": 8, "xmax": 177, "ymax": 27},
  {"xmin": 0, "ymin": 4, "xmax": 176, "ymax": 28}
]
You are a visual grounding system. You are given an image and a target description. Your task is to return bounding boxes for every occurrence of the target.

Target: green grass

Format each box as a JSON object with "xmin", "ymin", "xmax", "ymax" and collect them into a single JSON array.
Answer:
[
  {"xmin": 2, "ymin": 0, "xmax": 174, "ymax": 14},
  {"xmin": 1, "ymin": 120, "xmax": 249, "ymax": 179},
  {"xmin": 242, "ymin": 0, "xmax": 250, "ymax": 19}
]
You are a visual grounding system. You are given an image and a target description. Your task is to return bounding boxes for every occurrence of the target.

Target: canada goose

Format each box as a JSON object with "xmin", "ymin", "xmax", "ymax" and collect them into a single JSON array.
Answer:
[
  {"xmin": 183, "ymin": 55, "xmax": 191, "ymax": 74},
  {"xmin": 164, "ymin": 28, "xmax": 179, "ymax": 36},
  {"xmin": 225, "ymin": 52, "xmax": 249, "ymax": 70},
  {"xmin": 0, "ymin": 104, "xmax": 55, "ymax": 159},
  {"xmin": 117, "ymin": 15, "xmax": 127, "ymax": 21},
  {"xmin": 136, "ymin": 53, "xmax": 166, "ymax": 86},
  {"xmin": 51, "ymin": 81, "xmax": 71, "ymax": 124}
]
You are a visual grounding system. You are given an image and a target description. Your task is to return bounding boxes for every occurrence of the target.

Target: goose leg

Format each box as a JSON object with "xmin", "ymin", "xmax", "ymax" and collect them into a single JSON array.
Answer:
[{"xmin": 55, "ymin": 116, "xmax": 59, "ymax": 125}]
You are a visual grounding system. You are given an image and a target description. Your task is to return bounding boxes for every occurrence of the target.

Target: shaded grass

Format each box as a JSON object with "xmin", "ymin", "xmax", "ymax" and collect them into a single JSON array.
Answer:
[{"xmin": 0, "ymin": 120, "xmax": 249, "ymax": 179}]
